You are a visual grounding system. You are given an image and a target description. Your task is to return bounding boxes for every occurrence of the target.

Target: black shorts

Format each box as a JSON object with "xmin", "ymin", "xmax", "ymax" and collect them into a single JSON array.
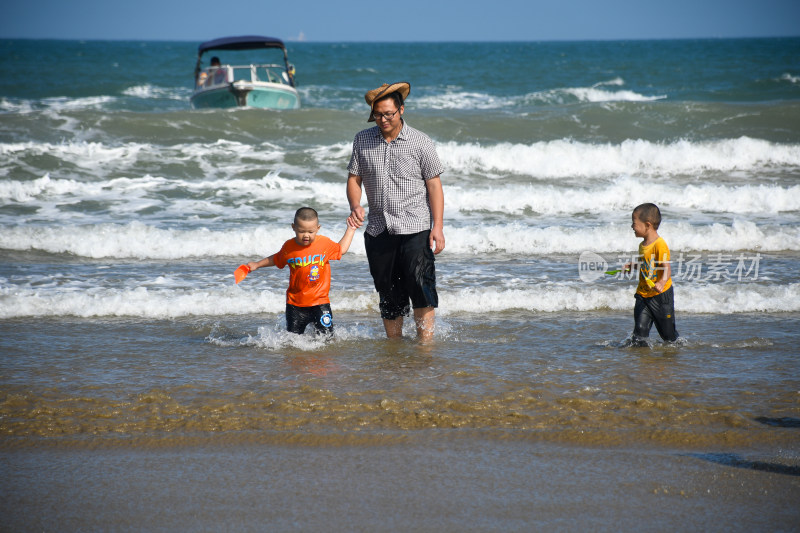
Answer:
[
  {"xmin": 364, "ymin": 230, "xmax": 438, "ymax": 320},
  {"xmin": 633, "ymin": 286, "xmax": 678, "ymax": 342},
  {"xmin": 286, "ymin": 303, "xmax": 334, "ymax": 336}
]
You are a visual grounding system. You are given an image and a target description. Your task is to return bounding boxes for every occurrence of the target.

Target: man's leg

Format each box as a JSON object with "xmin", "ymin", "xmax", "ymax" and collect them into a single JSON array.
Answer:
[
  {"xmin": 401, "ymin": 231, "xmax": 438, "ymax": 341},
  {"xmin": 413, "ymin": 307, "xmax": 435, "ymax": 341},
  {"xmin": 366, "ymin": 231, "xmax": 410, "ymax": 338},
  {"xmin": 382, "ymin": 317, "xmax": 404, "ymax": 338}
]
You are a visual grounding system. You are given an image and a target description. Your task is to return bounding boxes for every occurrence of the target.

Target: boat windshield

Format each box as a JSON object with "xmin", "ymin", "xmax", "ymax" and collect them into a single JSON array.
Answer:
[{"xmin": 196, "ymin": 64, "xmax": 292, "ymax": 89}]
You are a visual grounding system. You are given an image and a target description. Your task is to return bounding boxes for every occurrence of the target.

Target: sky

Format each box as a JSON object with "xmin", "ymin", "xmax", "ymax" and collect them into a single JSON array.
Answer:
[{"xmin": 2, "ymin": 0, "xmax": 799, "ymax": 42}]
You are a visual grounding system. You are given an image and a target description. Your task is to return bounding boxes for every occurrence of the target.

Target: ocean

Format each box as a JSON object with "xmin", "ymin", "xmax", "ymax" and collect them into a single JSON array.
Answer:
[{"xmin": 1, "ymin": 38, "xmax": 799, "ymax": 530}]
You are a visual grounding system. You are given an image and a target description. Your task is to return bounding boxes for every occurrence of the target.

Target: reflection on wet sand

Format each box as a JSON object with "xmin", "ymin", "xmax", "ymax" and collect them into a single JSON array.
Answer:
[
  {"xmin": 688, "ymin": 453, "xmax": 800, "ymax": 477},
  {"xmin": 755, "ymin": 416, "xmax": 800, "ymax": 428},
  {"xmin": 288, "ymin": 355, "xmax": 341, "ymax": 377}
]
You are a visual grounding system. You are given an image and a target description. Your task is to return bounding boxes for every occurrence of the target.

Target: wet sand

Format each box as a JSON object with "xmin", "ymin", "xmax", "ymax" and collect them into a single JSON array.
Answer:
[{"xmin": 3, "ymin": 436, "xmax": 799, "ymax": 532}]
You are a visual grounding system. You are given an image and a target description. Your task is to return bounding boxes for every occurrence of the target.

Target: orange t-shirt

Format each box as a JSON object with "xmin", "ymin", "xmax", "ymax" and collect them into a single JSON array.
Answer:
[
  {"xmin": 636, "ymin": 236, "xmax": 673, "ymax": 298},
  {"xmin": 272, "ymin": 235, "xmax": 343, "ymax": 307}
]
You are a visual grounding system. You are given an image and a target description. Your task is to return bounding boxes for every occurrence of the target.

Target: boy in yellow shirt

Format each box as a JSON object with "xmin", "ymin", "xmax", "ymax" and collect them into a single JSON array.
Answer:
[{"xmin": 627, "ymin": 203, "xmax": 679, "ymax": 344}]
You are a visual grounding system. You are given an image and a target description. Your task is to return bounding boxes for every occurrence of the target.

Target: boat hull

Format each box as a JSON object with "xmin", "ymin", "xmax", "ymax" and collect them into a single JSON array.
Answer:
[{"xmin": 191, "ymin": 83, "xmax": 300, "ymax": 110}]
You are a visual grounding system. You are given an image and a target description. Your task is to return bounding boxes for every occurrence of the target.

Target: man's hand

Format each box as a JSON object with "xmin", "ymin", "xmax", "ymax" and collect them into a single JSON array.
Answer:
[
  {"xmin": 429, "ymin": 225, "xmax": 445, "ymax": 254},
  {"xmin": 348, "ymin": 205, "xmax": 365, "ymax": 228}
]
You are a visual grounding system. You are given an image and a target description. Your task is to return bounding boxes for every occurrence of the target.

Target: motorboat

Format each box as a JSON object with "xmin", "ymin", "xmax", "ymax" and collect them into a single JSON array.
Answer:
[{"xmin": 191, "ymin": 35, "xmax": 300, "ymax": 110}]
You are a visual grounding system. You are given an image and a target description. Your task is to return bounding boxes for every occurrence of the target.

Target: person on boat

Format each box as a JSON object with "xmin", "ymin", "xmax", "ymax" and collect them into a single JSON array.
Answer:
[
  {"xmin": 198, "ymin": 56, "xmax": 222, "ymax": 87},
  {"xmin": 346, "ymin": 82, "xmax": 445, "ymax": 342},
  {"xmin": 209, "ymin": 56, "xmax": 227, "ymax": 84}
]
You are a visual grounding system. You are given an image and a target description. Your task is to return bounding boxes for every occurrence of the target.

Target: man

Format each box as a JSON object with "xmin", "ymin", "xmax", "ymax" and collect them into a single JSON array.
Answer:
[{"xmin": 347, "ymin": 82, "xmax": 445, "ymax": 341}]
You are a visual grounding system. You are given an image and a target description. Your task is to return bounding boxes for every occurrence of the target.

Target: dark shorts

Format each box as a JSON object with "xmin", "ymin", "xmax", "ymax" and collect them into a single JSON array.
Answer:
[
  {"xmin": 286, "ymin": 303, "xmax": 334, "ymax": 336},
  {"xmin": 364, "ymin": 230, "xmax": 438, "ymax": 320},
  {"xmin": 633, "ymin": 286, "xmax": 678, "ymax": 342}
]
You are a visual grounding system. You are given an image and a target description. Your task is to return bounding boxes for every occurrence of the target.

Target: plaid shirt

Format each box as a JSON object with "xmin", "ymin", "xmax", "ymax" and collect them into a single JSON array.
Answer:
[{"xmin": 348, "ymin": 121, "xmax": 444, "ymax": 236}]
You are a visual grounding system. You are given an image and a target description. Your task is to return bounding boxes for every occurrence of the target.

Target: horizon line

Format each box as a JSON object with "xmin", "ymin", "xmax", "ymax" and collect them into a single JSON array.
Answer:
[{"xmin": 1, "ymin": 34, "xmax": 799, "ymax": 44}]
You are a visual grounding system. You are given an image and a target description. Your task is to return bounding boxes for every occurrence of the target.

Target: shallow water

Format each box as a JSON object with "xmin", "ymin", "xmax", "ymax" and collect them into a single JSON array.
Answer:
[{"xmin": 2, "ymin": 310, "xmax": 798, "ymax": 453}]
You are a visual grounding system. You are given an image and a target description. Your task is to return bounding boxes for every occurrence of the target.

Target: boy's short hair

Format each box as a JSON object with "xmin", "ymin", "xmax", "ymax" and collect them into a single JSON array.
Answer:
[
  {"xmin": 633, "ymin": 203, "xmax": 662, "ymax": 229},
  {"xmin": 294, "ymin": 206, "xmax": 319, "ymax": 224}
]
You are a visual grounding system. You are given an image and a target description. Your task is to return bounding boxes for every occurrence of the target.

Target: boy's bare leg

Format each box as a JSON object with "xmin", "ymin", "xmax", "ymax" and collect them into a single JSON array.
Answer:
[
  {"xmin": 414, "ymin": 307, "xmax": 435, "ymax": 341},
  {"xmin": 383, "ymin": 317, "xmax": 403, "ymax": 338}
]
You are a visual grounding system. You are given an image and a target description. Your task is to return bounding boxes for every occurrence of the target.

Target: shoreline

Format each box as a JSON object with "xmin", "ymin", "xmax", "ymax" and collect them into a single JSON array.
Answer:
[{"xmin": 2, "ymin": 421, "xmax": 799, "ymax": 452}]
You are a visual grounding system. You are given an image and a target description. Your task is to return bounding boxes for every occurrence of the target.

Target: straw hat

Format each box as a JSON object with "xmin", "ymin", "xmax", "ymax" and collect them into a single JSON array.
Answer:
[{"xmin": 365, "ymin": 82, "xmax": 410, "ymax": 122}]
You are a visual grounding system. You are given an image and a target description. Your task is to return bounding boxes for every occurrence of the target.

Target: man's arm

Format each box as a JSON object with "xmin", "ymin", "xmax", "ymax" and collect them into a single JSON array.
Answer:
[
  {"xmin": 347, "ymin": 173, "xmax": 365, "ymax": 228},
  {"xmin": 426, "ymin": 176, "xmax": 445, "ymax": 254}
]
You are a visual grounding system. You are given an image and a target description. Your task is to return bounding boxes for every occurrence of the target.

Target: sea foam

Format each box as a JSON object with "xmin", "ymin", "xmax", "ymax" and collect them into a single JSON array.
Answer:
[
  {"xmin": 414, "ymin": 78, "xmax": 665, "ymax": 109},
  {"xmin": 3, "ymin": 136, "xmax": 798, "ymax": 185},
  {"xmin": 447, "ymin": 177, "xmax": 800, "ymax": 215},
  {"xmin": 437, "ymin": 137, "xmax": 800, "ymax": 179},
  {"xmin": 2, "ymin": 219, "xmax": 797, "ymax": 259},
  {"xmin": 446, "ymin": 220, "xmax": 800, "ymax": 254},
  {"xmin": 2, "ymin": 282, "xmax": 798, "ymax": 319},
  {"xmin": 4, "ymin": 172, "xmax": 798, "ymax": 220},
  {"xmin": 122, "ymin": 84, "xmax": 190, "ymax": 100}
]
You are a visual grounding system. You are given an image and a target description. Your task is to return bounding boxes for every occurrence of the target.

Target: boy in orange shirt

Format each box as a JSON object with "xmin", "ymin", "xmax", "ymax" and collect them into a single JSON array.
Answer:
[
  {"xmin": 245, "ymin": 207, "xmax": 357, "ymax": 336},
  {"xmin": 627, "ymin": 203, "xmax": 679, "ymax": 345}
]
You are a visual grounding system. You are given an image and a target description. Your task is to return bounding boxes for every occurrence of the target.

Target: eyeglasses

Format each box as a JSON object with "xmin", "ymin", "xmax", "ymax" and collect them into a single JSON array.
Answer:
[{"xmin": 372, "ymin": 109, "xmax": 400, "ymax": 121}]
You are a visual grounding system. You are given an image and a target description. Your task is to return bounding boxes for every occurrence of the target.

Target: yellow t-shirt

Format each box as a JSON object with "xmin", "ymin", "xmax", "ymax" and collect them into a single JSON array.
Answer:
[{"xmin": 636, "ymin": 236, "xmax": 673, "ymax": 298}]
